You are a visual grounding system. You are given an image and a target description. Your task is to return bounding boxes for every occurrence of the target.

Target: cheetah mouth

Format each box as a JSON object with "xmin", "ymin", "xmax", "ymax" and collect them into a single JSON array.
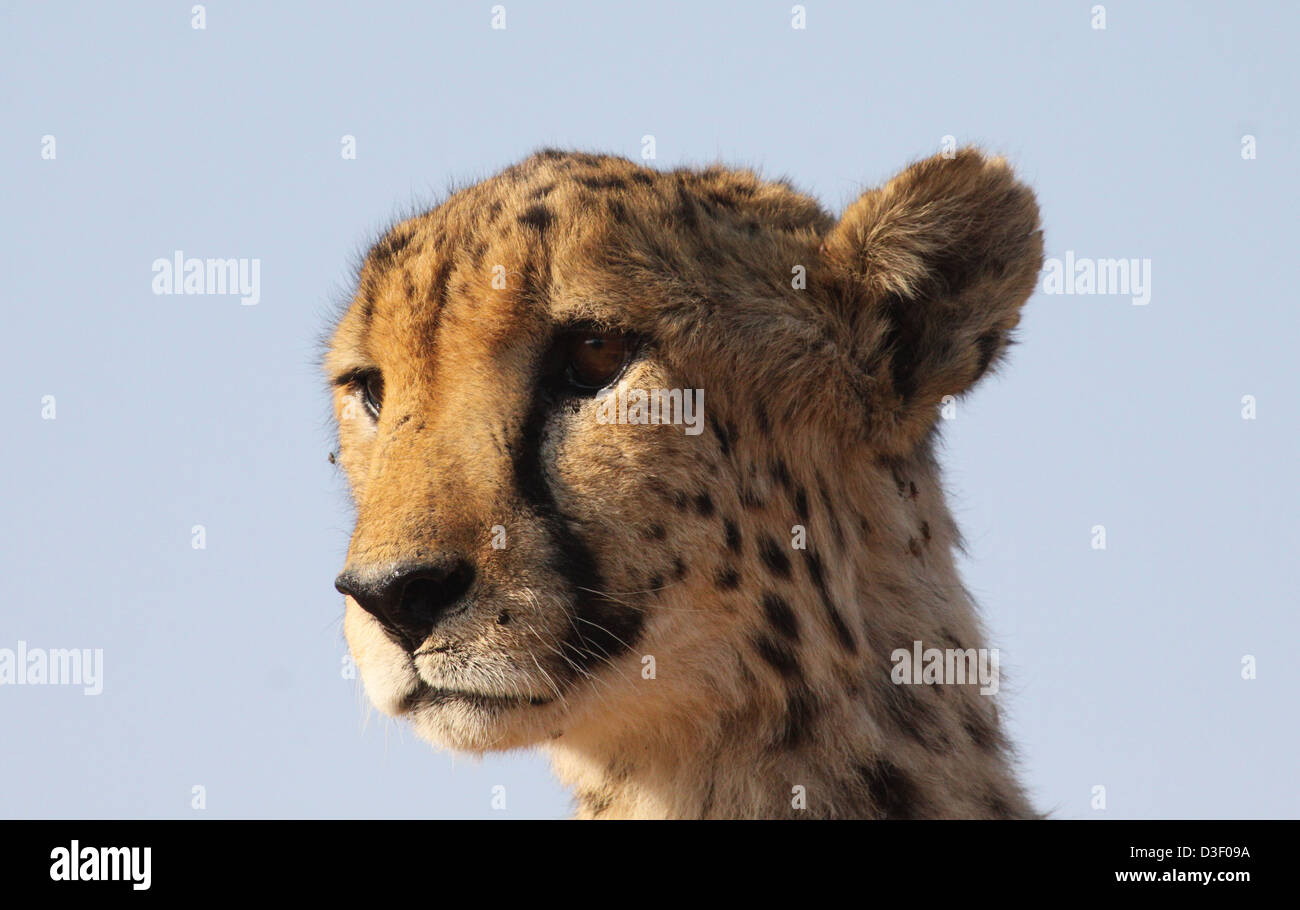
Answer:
[{"xmin": 398, "ymin": 681, "xmax": 553, "ymax": 713}]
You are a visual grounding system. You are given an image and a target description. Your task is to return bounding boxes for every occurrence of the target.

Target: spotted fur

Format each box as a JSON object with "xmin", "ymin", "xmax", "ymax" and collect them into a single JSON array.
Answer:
[{"xmin": 326, "ymin": 147, "xmax": 1043, "ymax": 819}]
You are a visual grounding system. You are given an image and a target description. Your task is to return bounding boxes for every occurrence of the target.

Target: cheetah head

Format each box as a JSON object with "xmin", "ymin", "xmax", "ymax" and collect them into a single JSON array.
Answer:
[{"xmin": 326, "ymin": 149, "xmax": 1041, "ymax": 758}]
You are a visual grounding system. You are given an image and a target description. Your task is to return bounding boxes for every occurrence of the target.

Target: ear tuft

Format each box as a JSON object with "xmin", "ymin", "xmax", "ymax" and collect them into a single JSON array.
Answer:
[{"xmin": 820, "ymin": 148, "xmax": 1043, "ymax": 454}]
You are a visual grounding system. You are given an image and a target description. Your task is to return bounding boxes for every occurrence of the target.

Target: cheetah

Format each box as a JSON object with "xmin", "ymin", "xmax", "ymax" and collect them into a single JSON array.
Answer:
[{"xmin": 325, "ymin": 147, "xmax": 1044, "ymax": 819}]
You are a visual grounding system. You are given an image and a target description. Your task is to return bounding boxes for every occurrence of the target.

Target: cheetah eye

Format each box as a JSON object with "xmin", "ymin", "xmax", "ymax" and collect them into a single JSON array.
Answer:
[
  {"xmin": 357, "ymin": 370, "xmax": 384, "ymax": 420},
  {"xmin": 561, "ymin": 331, "xmax": 636, "ymax": 393}
]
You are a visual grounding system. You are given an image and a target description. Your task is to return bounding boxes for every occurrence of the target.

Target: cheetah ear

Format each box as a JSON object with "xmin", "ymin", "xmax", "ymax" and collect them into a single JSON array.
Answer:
[{"xmin": 818, "ymin": 148, "xmax": 1043, "ymax": 455}]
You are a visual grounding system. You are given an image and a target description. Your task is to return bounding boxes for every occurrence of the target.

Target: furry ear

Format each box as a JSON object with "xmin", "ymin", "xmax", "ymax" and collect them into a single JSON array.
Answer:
[{"xmin": 819, "ymin": 148, "xmax": 1043, "ymax": 455}]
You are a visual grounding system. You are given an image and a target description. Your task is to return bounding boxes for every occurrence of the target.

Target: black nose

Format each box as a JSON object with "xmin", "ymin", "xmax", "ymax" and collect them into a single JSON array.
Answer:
[{"xmin": 335, "ymin": 558, "xmax": 476, "ymax": 648}]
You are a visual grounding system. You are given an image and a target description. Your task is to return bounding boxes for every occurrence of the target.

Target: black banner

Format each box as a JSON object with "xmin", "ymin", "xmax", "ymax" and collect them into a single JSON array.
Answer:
[{"xmin": 0, "ymin": 820, "xmax": 1280, "ymax": 895}]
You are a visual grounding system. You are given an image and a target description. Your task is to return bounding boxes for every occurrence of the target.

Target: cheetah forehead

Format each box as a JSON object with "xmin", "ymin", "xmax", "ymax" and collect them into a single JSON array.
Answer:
[{"xmin": 331, "ymin": 150, "xmax": 833, "ymax": 355}]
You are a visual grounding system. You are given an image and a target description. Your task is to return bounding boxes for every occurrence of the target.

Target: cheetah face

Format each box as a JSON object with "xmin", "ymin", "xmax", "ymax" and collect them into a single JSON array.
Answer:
[
  {"xmin": 326, "ymin": 154, "xmax": 749, "ymax": 753},
  {"xmin": 329, "ymin": 297, "xmax": 690, "ymax": 752},
  {"xmin": 326, "ymin": 150, "xmax": 1042, "ymax": 754}
]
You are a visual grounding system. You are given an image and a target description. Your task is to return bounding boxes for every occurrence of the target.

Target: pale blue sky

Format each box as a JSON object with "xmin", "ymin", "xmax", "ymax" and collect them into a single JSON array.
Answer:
[{"xmin": 2, "ymin": 1, "xmax": 1296, "ymax": 818}]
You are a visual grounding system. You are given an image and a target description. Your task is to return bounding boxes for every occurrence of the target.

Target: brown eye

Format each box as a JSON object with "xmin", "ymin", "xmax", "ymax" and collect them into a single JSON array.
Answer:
[
  {"xmin": 563, "ymin": 331, "xmax": 635, "ymax": 392},
  {"xmin": 359, "ymin": 371, "xmax": 384, "ymax": 419}
]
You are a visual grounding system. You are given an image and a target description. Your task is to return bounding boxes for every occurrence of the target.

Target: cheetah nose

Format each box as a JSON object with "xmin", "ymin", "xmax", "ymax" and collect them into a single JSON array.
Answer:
[{"xmin": 335, "ymin": 557, "xmax": 476, "ymax": 649}]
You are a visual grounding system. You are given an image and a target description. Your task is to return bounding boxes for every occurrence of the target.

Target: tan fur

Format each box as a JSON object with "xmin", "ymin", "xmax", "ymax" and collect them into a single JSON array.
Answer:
[{"xmin": 326, "ymin": 148, "xmax": 1044, "ymax": 818}]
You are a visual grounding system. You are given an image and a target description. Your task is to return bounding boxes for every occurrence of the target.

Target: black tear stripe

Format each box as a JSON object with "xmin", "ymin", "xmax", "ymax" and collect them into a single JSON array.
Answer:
[
  {"xmin": 510, "ymin": 286, "xmax": 644, "ymax": 680},
  {"xmin": 514, "ymin": 392, "xmax": 644, "ymax": 675}
]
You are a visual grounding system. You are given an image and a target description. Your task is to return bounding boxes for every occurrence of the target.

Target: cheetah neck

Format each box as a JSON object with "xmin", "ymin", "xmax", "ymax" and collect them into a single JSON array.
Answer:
[{"xmin": 546, "ymin": 446, "xmax": 1031, "ymax": 819}]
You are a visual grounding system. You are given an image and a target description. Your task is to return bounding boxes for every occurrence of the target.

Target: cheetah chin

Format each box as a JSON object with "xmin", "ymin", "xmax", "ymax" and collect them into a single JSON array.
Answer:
[{"xmin": 326, "ymin": 147, "xmax": 1044, "ymax": 818}]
